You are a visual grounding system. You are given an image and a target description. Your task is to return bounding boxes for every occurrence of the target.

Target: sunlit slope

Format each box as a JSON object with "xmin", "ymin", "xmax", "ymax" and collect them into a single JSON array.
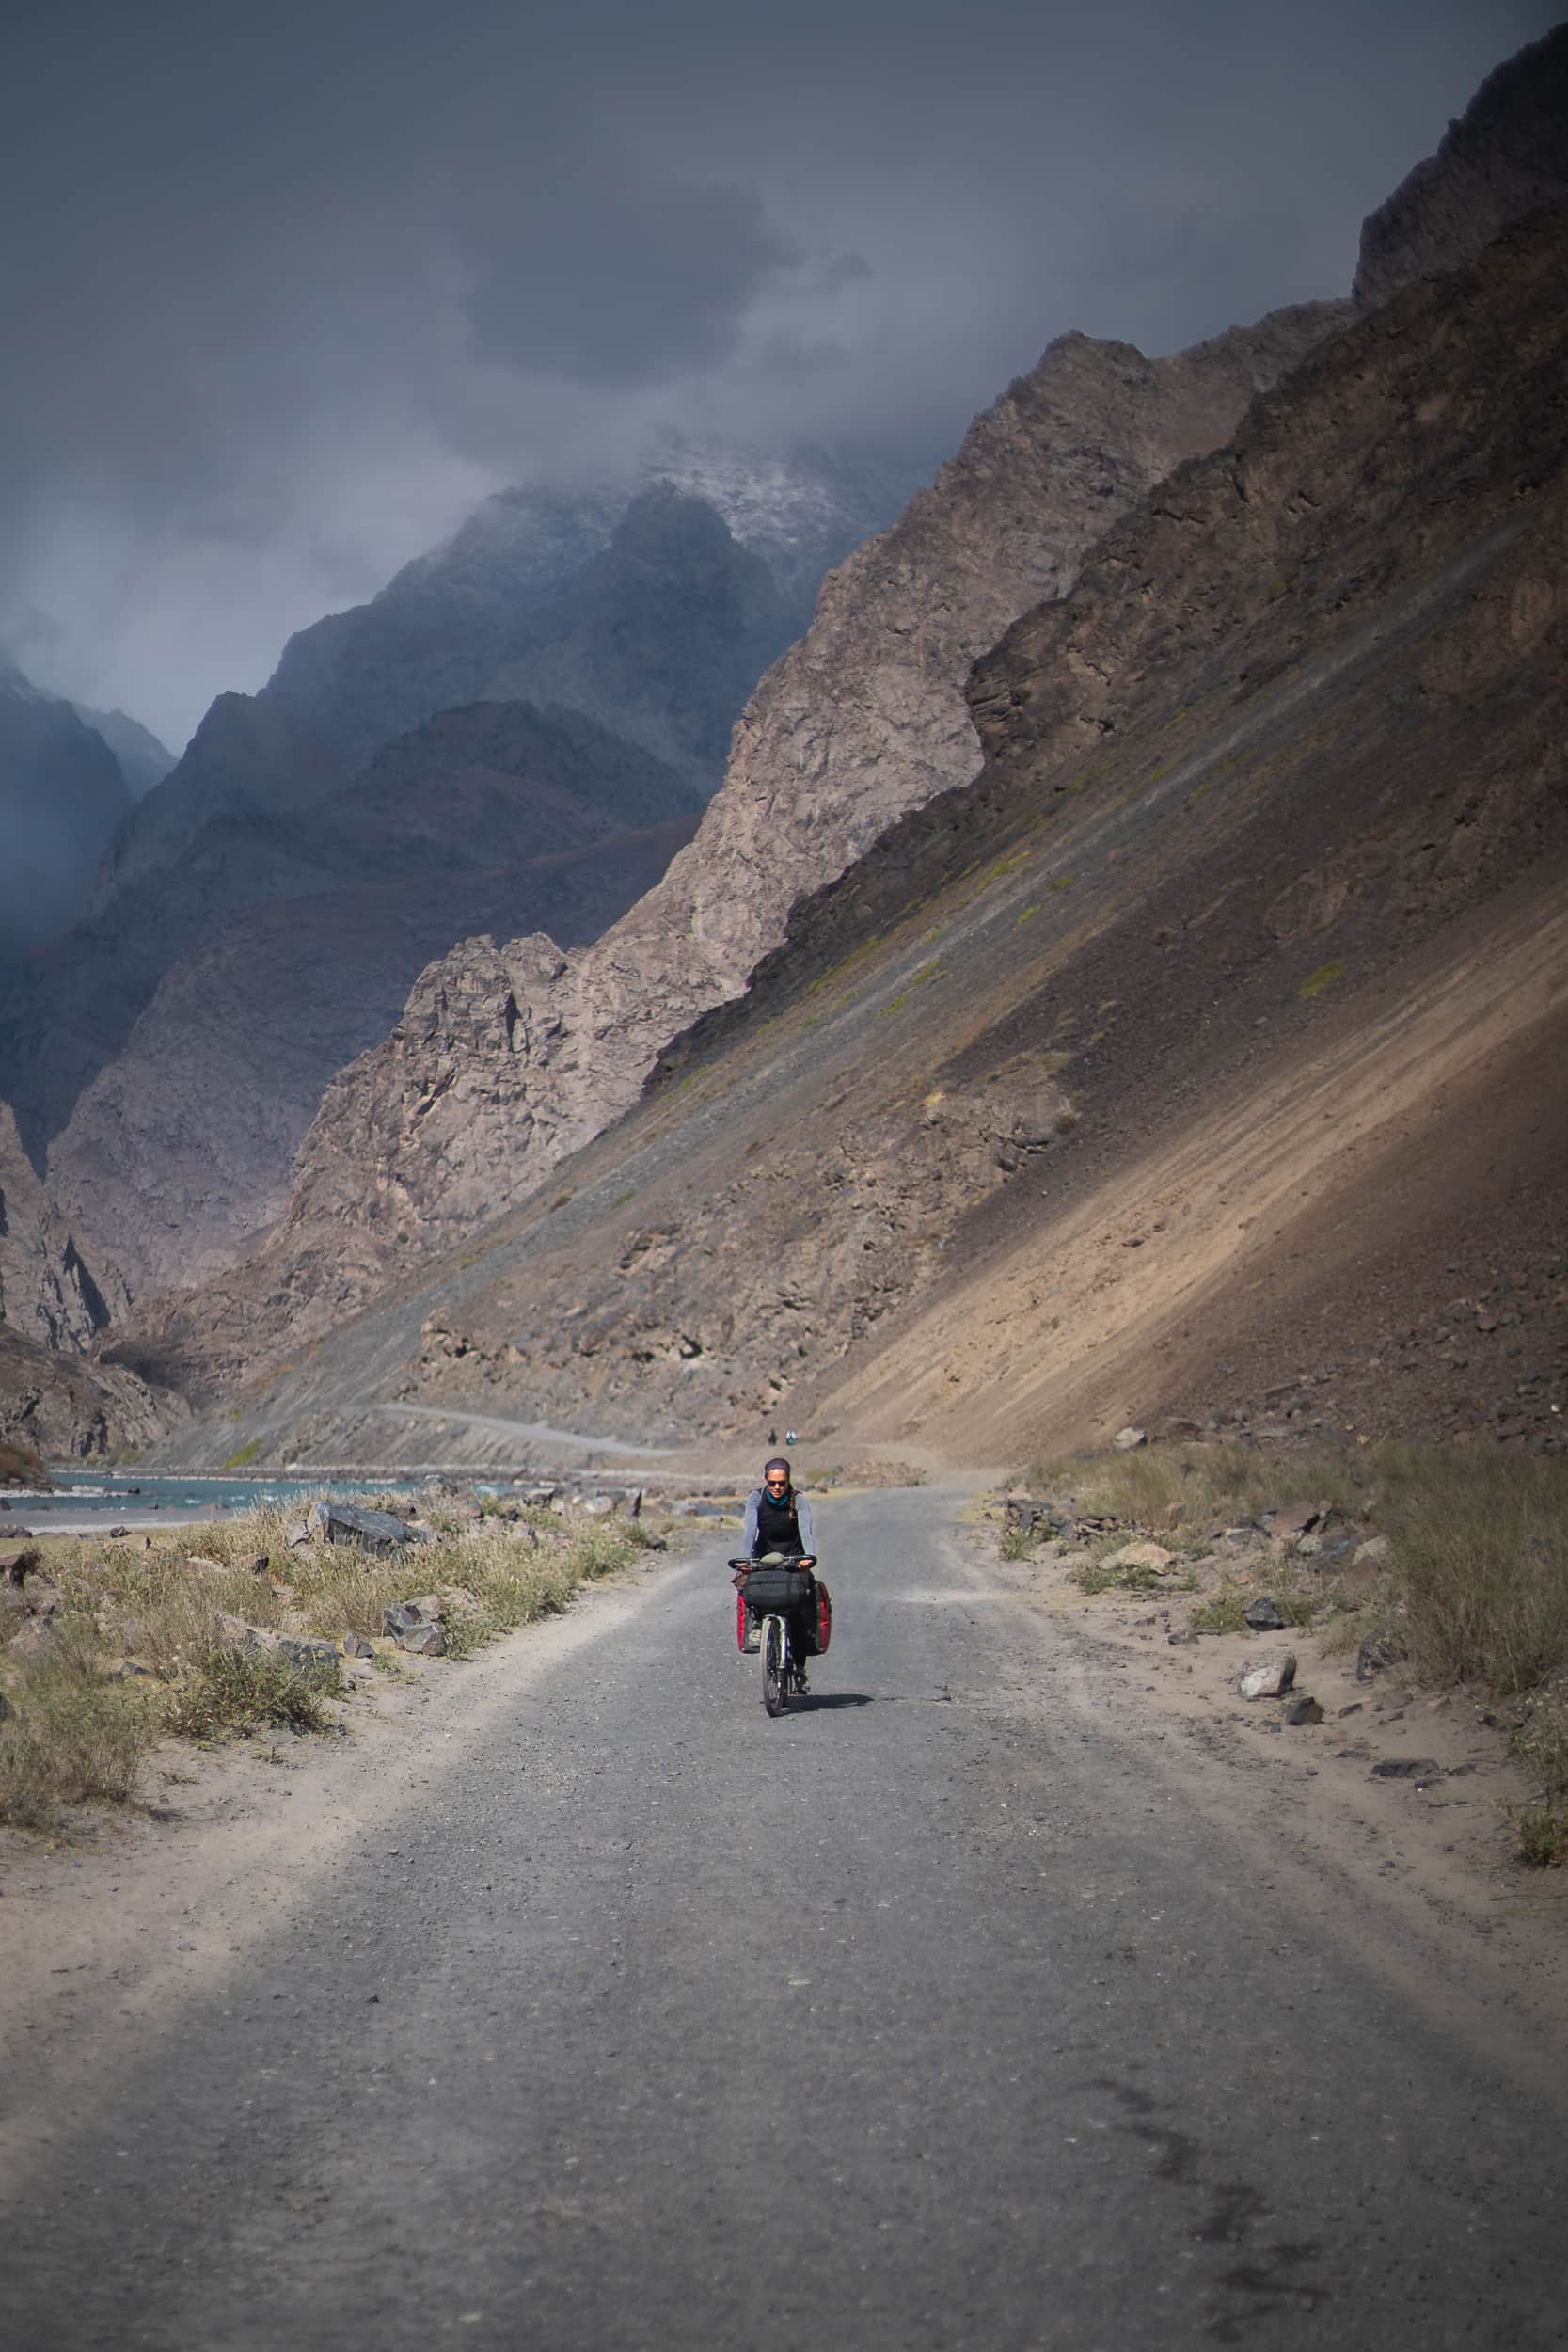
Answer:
[{"xmin": 148, "ymin": 211, "xmax": 1568, "ymax": 1471}]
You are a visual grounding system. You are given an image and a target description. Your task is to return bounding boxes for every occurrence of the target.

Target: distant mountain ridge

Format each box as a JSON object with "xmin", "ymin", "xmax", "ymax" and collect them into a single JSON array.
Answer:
[
  {"xmin": 3, "ymin": 701, "xmax": 701, "ymax": 1294},
  {"xmin": 261, "ymin": 438, "xmax": 923, "ymax": 774}
]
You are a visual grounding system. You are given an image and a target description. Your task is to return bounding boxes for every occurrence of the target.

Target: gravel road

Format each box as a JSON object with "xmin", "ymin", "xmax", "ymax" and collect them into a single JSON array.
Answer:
[{"xmin": 5, "ymin": 1490, "xmax": 1565, "ymax": 2349}]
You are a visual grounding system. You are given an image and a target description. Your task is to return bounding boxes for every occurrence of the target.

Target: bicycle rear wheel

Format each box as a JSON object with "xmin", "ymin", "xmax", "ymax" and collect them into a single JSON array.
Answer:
[{"xmin": 762, "ymin": 1616, "xmax": 788, "ymax": 1717}]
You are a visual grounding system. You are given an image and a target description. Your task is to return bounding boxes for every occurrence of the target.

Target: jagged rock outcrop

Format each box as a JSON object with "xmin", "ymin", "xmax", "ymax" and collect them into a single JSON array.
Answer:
[
  {"xmin": 0, "ymin": 660, "xmax": 131, "ymax": 957},
  {"xmin": 0, "ymin": 1100, "xmax": 124, "ymax": 1350},
  {"xmin": 0, "ymin": 1322, "xmax": 185, "ymax": 1460},
  {"xmin": 0, "ymin": 1098, "xmax": 181, "ymax": 1458},
  {"xmin": 1354, "ymin": 24, "xmax": 1568, "ymax": 307},
  {"xmin": 209, "ymin": 299, "xmax": 1344, "ymax": 1350}
]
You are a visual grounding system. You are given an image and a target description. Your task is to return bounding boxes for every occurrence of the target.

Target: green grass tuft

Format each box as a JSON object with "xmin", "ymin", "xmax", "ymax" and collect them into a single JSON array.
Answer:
[{"xmin": 1299, "ymin": 960, "xmax": 1345, "ymax": 999}]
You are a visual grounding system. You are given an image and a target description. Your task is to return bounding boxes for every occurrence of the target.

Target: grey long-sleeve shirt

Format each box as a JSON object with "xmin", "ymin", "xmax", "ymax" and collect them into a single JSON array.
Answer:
[{"xmin": 741, "ymin": 1486, "xmax": 815, "ymax": 1558}]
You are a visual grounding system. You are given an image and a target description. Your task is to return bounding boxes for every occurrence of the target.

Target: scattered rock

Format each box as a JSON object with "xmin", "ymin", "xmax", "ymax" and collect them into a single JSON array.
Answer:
[
  {"xmin": 1239, "ymin": 1651, "xmax": 1297, "ymax": 1700},
  {"xmin": 283, "ymin": 1516, "xmax": 311, "ymax": 1549},
  {"xmin": 309, "ymin": 1501, "xmax": 410, "ymax": 1555},
  {"xmin": 1167, "ymin": 1629, "xmax": 1198, "ymax": 1646},
  {"xmin": 106, "ymin": 1524, "xmax": 129, "ymax": 1539},
  {"xmin": 7, "ymin": 1617, "xmax": 62, "ymax": 1661},
  {"xmin": 1371, "ymin": 1758, "xmax": 1445, "ymax": 1780},
  {"xmin": 580, "ymin": 1493, "xmax": 617, "ymax": 1517},
  {"xmin": 184, "ymin": 1554, "xmax": 227, "ymax": 1576},
  {"xmin": 1112, "ymin": 1426, "xmax": 1148, "ymax": 1452},
  {"xmin": 1356, "ymin": 1631, "xmax": 1404, "ymax": 1682},
  {"xmin": 1103, "ymin": 1540, "xmax": 1174, "ymax": 1572},
  {"xmin": 1282, "ymin": 1694, "xmax": 1325, "ymax": 1725},
  {"xmin": 1243, "ymin": 1597, "xmax": 1287, "ymax": 1631},
  {"xmin": 383, "ymin": 1598, "xmax": 448, "ymax": 1656},
  {"xmin": 340, "ymin": 1631, "xmax": 375, "ymax": 1660},
  {"xmin": 239, "ymin": 1552, "xmax": 270, "ymax": 1576},
  {"xmin": 1351, "ymin": 1536, "xmax": 1391, "ymax": 1568},
  {"xmin": 210, "ymin": 1610, "xmax": 340, "ymax": 1677}
]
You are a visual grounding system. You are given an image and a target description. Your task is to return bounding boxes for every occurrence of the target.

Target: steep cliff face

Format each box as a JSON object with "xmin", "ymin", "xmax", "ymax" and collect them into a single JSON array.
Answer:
[
  {"xmin": 1354, "ymin": 24, "xmax": 1568, "ymax": 307},
  {"xmin": 0, "ymin": 1101, "xmax": 123, "ymax": 1351},
  {"xmin": 216, "ymin": 301, "xmax": 1344, "ymax": 1352},
  {"xmin": 0, "ymin": 660, "xmax": 131, "ymax": 957},
  {"xmin": 0, "ymin": 1099, "xmax": 182, "ymax": 1459},
  {"xmin": 144, "ymin": 206, "xmax": 1568, "ymax": 1470}
]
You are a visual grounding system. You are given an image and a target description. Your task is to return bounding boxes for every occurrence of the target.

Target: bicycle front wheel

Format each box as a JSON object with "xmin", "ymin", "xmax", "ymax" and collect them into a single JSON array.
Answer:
[{"xmin": 762, "ymin": 1616, "xmax": 788, "ymax": 1717}]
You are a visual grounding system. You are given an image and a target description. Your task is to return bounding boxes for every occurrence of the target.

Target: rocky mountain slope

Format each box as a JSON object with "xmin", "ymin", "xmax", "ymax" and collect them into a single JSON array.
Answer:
[
  {"xmin": 140, "ymin": 198, "xmax": 1568, "ymax": 1472},
  {"xmin": 198, "ymin": 300, "xmax": 1346, "ymax": 1359},
  {"xmin": 0, "ymin": 660, "xmax": 131, "ymax": 958},
  {"xmin": 1353, "ymin": 23, "xmax": 1568, "ymax": 304}
]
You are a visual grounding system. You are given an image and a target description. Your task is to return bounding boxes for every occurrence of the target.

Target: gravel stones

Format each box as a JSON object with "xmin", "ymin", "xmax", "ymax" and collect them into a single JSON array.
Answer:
[{"xmin": 1112, "ymin": 1427, "xmax": 1148, "ymax": 1452}]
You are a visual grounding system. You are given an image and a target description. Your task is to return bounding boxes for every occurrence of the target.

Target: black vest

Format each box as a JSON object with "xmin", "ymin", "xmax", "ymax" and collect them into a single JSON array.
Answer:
[{"xmin": 755, "ymin": 1487, "xmax": 802, "ymax": 1556}]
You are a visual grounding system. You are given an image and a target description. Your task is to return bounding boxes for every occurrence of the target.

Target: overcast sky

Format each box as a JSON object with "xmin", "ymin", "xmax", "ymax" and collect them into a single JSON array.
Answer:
[{"xmin": 1, "ymin": 0, "xmax": 1557, "ymax": 748}]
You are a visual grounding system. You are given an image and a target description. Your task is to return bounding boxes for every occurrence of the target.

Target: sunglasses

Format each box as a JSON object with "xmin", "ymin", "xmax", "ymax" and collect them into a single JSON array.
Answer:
[{"xmin": 765, "ymin": 1476, "xmax": 789, "ymax": 1487}]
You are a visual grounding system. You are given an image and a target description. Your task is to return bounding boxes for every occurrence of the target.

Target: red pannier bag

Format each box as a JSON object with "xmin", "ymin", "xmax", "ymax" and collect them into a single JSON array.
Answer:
[
  {"xmin": 814, "ymin": 1580, "xmax": 832, "ymax": 1656},
  {"xmin": 736, "ymin": 1591, "xmax": 750, "ymax": 1652}
]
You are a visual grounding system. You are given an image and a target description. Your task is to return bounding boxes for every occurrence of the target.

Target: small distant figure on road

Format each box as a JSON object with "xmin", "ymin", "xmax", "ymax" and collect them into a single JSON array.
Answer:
[
  {"xmin": 784, "ymin": 1428, "xmax": 797, "ymax": 1447},
  {"xmin": 768, "ymin": 1426, "xmax": 778, "ymax": 1447}
]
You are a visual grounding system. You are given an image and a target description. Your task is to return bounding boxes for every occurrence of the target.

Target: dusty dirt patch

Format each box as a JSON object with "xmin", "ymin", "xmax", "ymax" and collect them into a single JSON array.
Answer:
[{"xmin": 967, "ymin": 1524, "xmax": 1568, "ymax": 2053}]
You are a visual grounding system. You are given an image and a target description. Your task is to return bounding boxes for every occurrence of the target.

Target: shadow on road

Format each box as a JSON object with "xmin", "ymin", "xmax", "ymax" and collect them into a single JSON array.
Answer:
[{"xmin": 793, "ymin": 1692, "xmax": 876, "ymax": 1710}]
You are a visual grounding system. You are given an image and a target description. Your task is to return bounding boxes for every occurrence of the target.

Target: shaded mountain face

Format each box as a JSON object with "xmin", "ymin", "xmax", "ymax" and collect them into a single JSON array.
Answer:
[
  {"xmin": 44, "ymin": 819, "xmax": 699, "ymax": 1295},
  {"xmin": 186, "ymin": 298, "xmax": 1347, "ymax": 1360},
  {"xmin": 1354, "ymin": 22, "xmax": 1568, "ymax": 306},
  {"xmin": 0, "ymin": 702, "xmax": 699, "ymax": 1296},
  {"xmin": 82, "ymin": 691, "xmax": 351, "ymax": 913},
  {"xmin": 480, "ymin": 487, "xmax": 798, "ymax": 791},
  {"xmin": 69, "ymin": 704, "xmax": 175, "ymax": 798},
  {"xmin": 261, "ymin": 440, "xmax": 922, "ymax": 771},
  {"xmin": 140, "ymin": 205, "xmax": 1568, "ymax": 1471},
  {"xmin": 0, "ymin": 660, "xmax": 131, "ymax": 957},
  {"xmin": 0, "ymin": 697, "xmax": 698, "ymax": 1155}
]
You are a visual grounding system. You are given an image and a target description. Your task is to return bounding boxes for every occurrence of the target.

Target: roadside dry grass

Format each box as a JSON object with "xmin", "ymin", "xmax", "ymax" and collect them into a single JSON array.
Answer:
[
  {"xmin": 1014, "ymin": 1439, "xmax": 1568, "ymax": 1865},
  {"xmin": 0, "ymin": 1498, "xmax": 663, "ymax": 1834}
]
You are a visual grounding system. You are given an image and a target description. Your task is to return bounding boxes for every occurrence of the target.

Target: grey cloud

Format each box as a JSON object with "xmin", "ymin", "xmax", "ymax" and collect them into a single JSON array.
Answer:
[
  {"xmin": 0, "ymin": 0, "xmax": 1558, "ymax": 745},
  {"xmin": 456, "ymin": 150, "xmax": 802, "ymax": 382}
]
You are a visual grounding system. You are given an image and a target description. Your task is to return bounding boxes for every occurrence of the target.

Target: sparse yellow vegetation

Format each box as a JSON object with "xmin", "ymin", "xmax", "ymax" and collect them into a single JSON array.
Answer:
[
  {"xmin": 0, "ymin": 1499, "xmax": 662, "ymax": 1833},
  {"xmin": 1299, "ymin": 960, "xmax": 1346, "ymax": 998},
  {"xmin": 1017, "ymin": 1440, "xmax": 1568, "ymax": 1865}
]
